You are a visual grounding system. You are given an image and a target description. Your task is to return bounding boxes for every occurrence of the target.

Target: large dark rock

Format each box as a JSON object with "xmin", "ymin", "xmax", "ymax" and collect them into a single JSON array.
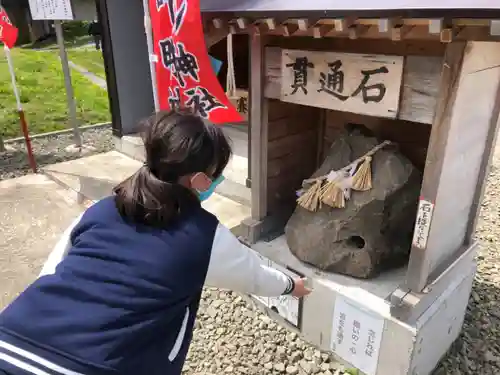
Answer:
[{"xmin": 285, "ymin": 125, "xmax": 422, "ymax": 279}]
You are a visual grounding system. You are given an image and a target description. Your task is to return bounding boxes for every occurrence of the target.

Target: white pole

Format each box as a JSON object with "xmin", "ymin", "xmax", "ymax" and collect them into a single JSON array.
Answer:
[
  {"xmin": 142, "ymin": 0, "xmax": 160, "ymax": 112},
  {"xmin": 4, "ymin": 45, "xmax": 38, "ymax": 171},
  {"xmin": 4, "ymin": 45, "xmax": 22, "ymax": 111},
  {"xmin": 54, "ymin": 20, "xmax": 82, "ymax": 147}
]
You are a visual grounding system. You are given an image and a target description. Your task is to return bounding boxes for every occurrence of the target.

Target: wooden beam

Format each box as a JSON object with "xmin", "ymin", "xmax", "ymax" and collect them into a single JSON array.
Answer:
[
  {"xmin": 236, "ymin": 17, "xmax": 249, "ymax": 30},
  {"xmin": 282, "ymin": 23, "xmax": 299, "ymax": 37},
  {"xmin": 428, "ymin": 18, "xmax": 456, "ymax": 42},
  {"xmin": 265, "ymin": 18, "xmax": 277, "ymax": 31},
  {"xmin": 250, "ymin": 20, "xmax": 264, "ymax": 35},
  {"xmin": 406, "ymin": 42, "xmax": 467, "ymax": 292},
  {"xmin": 247, "ymin": 31, "xmax": 268, "ymax": 242},
  {"xmin": 439, "ymin": 27, "xmax": 455, "ymax": 43},
  {"xmin": 405, "ymin": 42, "xmax": 500, "ymax": 292},
  {"xmin": 334, "ymin": 18, "xmax": 351, "ymax": 32},
  {"xmin": 204, "ymin": 20, "xmax": 229, "ymax": 48},
  {"xmin": 297, "ymin": 19, "xmax": 309, "ymax": 31},
  {"xmin": 378, "ymin": 18, "xmax": 402, "ymax": 33},
  {"xmin": 377, "ymin": 18, "xmax": 412, "ymax": 40},
  {"xmin": 228, "ymin": 24, "xmax": 238, "ymax": 34},
  {"xmin": 348, "ymin": 24, "xmax": 370, "ymax": 39},
  {"xmin": 205, "ymin": 16, "xmax": 500, "ymax": 41},
  {"xmin": 378, "ymin": 18, "xmax": 393, "ymax": 33},
  {"xmin": 204, "ymin": 29, "xmax": 228, "ymax": 49},
  {"xmin": 313, "ymin": 24, "xmax": 334, "ymax": 38},
  {"xmin": 391, "ymin": 24, "xmax": 413, "ymax": 41},
  {"xmin": 212, "ymin": 18, "xmax": 225, "ymax": 29},
  {"xmin": 428, "ymin": 19, "xmax": 444, "ymax": 35}
]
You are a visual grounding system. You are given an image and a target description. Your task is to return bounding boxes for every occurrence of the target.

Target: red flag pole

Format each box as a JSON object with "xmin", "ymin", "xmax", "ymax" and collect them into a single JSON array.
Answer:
[{"xmin": 4, "ymin": 45, "xmax": 37, "ymax": 173}]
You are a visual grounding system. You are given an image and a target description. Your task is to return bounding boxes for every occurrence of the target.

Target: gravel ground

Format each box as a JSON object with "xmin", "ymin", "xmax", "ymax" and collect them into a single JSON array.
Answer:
[
  {"xmin": 0, "ymin": 126, "xmax": 114, "ymax": 180},
  {"xmin": 185, "ymin": 290, "xmax": 346, "ymax": 375},
  {"xmin": 189, "ymin": 147, "xmax": 500, "ymax": 375},
  {"xmin": 432, "ymin": 156, "xmax": 500, "ymax": 375},
  {"xmin": 2, "ymin": 127, "xmax": 500, "ymax": 375}
]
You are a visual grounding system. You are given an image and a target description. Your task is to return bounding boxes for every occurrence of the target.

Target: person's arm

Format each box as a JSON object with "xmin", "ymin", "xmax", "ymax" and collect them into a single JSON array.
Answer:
[
  {"xmin": 204, "ymin": 224, "xmax": 305, "ymax": 297},
  {"xmin": 38, "ymin": 213, "xmax": 83, "ymax": 277}
]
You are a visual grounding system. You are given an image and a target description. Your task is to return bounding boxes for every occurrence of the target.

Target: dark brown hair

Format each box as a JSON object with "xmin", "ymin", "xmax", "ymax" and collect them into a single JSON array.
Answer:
[{"xmin": 113, "ymin": 108, "xmax": 232, "ymax": 228}]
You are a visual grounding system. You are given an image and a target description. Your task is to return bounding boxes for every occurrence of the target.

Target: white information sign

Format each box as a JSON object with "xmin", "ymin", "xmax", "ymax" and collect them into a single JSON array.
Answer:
[
  {"xmin": 331, "ymin": 295, "xmax": 384, "ymax": 375},
  {"xmin": 29, "ymin": 0, "xmax": 74, "ymax": 21},
  {"xmin": 281, "ymin": 50, "xmax": 404, "ymax": 119},
  {"xmin": 251, "ymin": 259, "xmax": 301, "ymax": 327},
  {"xmin": 412, "ymin": 198, "xmax": 434, "ymax": 250}
]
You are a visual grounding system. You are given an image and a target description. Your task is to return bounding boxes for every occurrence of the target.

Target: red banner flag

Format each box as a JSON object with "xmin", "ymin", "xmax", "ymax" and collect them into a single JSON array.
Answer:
[
  {"xmin": 149, "ymin": 0, "xmax": 243, "ymax": 124},
  {"xmin": 0, "ymin": 7, "xmax": 18, "ymax": 49}
]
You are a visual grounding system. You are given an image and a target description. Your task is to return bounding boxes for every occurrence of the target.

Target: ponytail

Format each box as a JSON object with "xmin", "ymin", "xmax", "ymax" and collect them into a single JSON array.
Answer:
[
  {"xmin": 113, "ymin": 164, "xmax": 198, "ymax": 228},
  {"xmin": 113, "ymin": 109, "xmax": 232, "ymax": 228}
]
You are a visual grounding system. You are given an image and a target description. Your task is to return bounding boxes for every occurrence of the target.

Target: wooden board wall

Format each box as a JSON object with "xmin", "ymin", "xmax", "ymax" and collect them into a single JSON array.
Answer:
[
  {"xmin": 264, "ymin": 104, "xmax": 432, "ymax": 216},
  {"xmin": 267, "ymin": 99, "xmax": 321, "ymax": 212},
  {"xmin": 323, "ymin": 110, "xmax": 431, "ymax": 171},
  {"xmin": 264, "ymin": 37, "xmax": 445, "ymax": 125}
]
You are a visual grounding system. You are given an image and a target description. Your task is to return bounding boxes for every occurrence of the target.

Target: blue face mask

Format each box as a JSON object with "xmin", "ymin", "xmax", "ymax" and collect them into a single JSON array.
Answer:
[{"xmin": 198, "ymin": 175, "xmax": 225, "ymax": 202}]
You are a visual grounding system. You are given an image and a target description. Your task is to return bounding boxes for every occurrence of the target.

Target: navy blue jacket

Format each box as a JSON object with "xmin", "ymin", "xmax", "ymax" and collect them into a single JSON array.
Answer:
[
  {"xmin": 0, "ymin": 197, "xmax": 217, "ymax": 375},
  {"xmin": 0, "ymin": 197, "xmax": 291, "ymax": 375}
]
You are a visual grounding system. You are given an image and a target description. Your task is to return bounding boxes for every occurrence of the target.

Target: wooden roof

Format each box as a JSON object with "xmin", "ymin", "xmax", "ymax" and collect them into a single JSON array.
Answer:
[
  {"xmin": 200, "ymin": 0, "xmax": 500, "ymax": 17},
  {"xmin": 202, "ymin": 1, "xmax": 500, "ymax": 43}
]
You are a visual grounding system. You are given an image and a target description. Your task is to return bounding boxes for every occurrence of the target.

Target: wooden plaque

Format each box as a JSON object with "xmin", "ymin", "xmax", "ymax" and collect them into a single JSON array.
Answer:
[{"xmin": 280, "ymin": 49, "xmax": 404, "ymax": 119}]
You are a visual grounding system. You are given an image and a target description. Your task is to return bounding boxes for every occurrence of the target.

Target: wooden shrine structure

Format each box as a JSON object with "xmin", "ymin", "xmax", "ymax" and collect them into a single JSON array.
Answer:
[
  {"xmin": 96, "ymin": 1, "xmax": 500, "ymax": 374},
  {"xmin": 201, "ymin": 2, "xmax": 500, "ymax": 375}
]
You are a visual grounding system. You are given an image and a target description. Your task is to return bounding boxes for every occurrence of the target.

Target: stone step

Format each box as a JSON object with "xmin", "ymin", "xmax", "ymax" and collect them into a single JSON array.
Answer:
[{"xmin": 42, "ymin": 151, "xmax": 250, "ymax": 230}]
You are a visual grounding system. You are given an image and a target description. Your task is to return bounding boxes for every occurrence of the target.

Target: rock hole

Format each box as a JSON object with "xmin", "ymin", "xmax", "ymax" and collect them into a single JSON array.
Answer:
[{"xmin": 346, "ymin": 236, "xmax": 366, "ymax": 249}]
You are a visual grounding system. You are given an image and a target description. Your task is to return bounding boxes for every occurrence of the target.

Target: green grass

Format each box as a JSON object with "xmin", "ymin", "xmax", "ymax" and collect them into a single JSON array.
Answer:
[
  {"xmin": 0, "ymin": 48, "xmax": 110, "ymax": 139},
  {"xmin": 67, "ymin": 49, "xmax": 106, "ymax": 78}
]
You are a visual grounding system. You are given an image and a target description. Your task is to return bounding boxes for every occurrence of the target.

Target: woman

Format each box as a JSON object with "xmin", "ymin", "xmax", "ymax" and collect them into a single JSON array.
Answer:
[{"xmin": 0, "ymin": 109, "xmax": 310, "ymax": 375}]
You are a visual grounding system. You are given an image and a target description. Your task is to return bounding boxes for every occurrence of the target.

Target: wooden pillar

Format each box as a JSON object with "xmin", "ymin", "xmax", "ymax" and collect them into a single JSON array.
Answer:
[
  {"xmin": 246, "ymin": 36, "xmax": 253, "ymax": 189},
  {"xmin": 241, "ymin": 31, "xmax": 268, "ymax": 243},
  {"xmin": 405, "ymin": 41, "xmax": 500, "ymax": 292}
]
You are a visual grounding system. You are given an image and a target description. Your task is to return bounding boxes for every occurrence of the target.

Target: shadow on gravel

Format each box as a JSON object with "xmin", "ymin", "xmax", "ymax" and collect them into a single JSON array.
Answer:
[{"xmin": 434, "ymin": 279, "xmax": 500, "ymax": 375}]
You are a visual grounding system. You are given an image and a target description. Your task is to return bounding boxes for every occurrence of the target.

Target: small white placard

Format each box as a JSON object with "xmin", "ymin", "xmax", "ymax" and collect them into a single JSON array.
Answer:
[
  {"xmin": 29, "ymin": 0, "xmax": 74, "ymax": 21},
  {"xmin": 331, "ymin": 295, "xmax": 384, "ymax": 375},
  {"xmin": 252, "ymin": 295, "xmax": 269, "ymax": 306},
  {"xmin": 268, "ymin": 294, "xmax": 300, "ymax": 327},
  {"xmin": 268, "ymin": 261, "xmax": 300, "ymax": 326},
  {"xmin": 251, "ymin": 259, "xmax": 301, "ymax": 327},
  {"xmin": 412, "ymin": 198, "xmax": 434, "ymax": 250},
  {"xmin": 252, "ymin": 252, "xmax": 273, "ymax": 306}
]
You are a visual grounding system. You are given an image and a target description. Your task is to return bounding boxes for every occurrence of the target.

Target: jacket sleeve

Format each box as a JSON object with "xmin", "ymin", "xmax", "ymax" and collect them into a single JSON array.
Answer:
[
  {"xmin": 204, "ymin": 224, "xmax": 293, "ymax": 297},
  {"xmin": 38, "ymin": 213, "xmax": 83, "ymax": 277}
]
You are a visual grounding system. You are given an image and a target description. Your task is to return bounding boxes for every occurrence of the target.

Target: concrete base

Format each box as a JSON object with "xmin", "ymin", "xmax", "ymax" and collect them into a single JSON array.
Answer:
[{"xmin": 248, "ymin": 236, "xmax": 476, "ymax": 375}]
